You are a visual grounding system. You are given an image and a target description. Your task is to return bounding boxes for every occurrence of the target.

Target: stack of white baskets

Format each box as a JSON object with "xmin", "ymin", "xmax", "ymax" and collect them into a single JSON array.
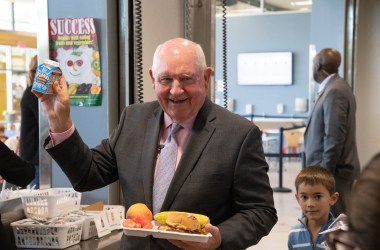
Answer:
[
  {"xmin": 11, "ymin": 188, "xmax": 84, "ymax": 249},
  {"xmin": 10, "ymin": 188, "xmax": 125, "ymax": 249}
]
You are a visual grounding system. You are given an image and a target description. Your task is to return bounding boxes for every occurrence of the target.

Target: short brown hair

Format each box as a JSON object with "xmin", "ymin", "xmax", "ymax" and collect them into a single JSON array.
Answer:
[{"xmin": 295, "ymin": 166, "xmax": 335, "ymax": 195}]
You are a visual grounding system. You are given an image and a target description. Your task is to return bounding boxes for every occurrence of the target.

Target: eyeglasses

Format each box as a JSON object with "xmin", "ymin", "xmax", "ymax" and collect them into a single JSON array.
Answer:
[{"xmin": 155, "ymin": 73, "xmax": 200, "ymax": 87}]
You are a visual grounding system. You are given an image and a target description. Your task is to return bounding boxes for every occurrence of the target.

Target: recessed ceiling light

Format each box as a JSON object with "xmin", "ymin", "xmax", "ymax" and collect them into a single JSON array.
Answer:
[{"xmin": 290, "ymin": 1, "xmax": 312, "ymax": 6}]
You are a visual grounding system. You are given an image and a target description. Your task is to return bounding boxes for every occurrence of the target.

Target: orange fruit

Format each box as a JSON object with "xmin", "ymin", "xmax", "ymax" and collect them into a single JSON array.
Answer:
[
  {"xmin": 90, "ymin": 84, "xmax": 101, "ymax": 94},
  {"xmin": 126, "ymin": 203, "xmax": 153, "ymax": 229}
]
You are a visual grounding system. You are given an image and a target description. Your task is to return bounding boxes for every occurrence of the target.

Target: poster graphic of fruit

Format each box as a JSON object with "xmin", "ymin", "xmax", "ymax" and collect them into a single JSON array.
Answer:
[{"xmin": 48, "ymin": 17, "xmax": 101, "ymax": 106}]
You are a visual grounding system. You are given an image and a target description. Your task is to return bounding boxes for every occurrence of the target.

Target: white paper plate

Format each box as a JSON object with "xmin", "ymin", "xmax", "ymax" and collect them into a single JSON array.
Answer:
[{"xmin": 121, "ymin": 219, "xmax": 212, "ymax": 243}]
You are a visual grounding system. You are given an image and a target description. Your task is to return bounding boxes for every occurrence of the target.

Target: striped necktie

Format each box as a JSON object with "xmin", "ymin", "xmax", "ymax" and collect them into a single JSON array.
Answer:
[{"xmin": 153, "ymin": 123, "xmax": 181, "ymax": 215}]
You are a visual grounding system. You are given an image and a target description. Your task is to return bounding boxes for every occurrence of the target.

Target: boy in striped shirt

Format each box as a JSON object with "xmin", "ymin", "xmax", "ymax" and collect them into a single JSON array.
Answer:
[{"xmin": 288, "ymin": 166, "xmax": 339, "ymax": 249}]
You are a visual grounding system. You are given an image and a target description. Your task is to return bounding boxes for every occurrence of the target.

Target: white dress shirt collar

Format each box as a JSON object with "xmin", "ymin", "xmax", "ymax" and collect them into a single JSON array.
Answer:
[{"xmin": 318, "ymin": 73, "xmax": 336, "ymax": 94}]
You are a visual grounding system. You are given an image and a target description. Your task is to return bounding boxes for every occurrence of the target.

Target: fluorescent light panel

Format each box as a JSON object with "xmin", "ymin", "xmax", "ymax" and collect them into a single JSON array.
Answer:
[{"xmin": 291, "ymin": 1, "xmax": 312, "ymax": 6}]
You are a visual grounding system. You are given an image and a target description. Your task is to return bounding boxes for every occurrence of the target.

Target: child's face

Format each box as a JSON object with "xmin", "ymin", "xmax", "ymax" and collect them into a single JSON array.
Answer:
[{"xmin": 296, "ymin": 183, "xmax": 338, "ymax": 223}]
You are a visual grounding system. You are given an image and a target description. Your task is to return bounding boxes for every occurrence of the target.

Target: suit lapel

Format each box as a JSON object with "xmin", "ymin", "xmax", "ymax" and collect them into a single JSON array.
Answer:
[
  {"xmin": 141, "ymin": 108, "xmax": 162, "ymax": 209},
  {"xmin": 305, "ymin": 88, "xmax": 325, "ymax": 131},
  {"xmin": 305, "ymin": 75, "xmax": 337, "ymax": 133},
  {"xmin": 161, "ymin": 99, "xmax": 216, "ymax": 211}
]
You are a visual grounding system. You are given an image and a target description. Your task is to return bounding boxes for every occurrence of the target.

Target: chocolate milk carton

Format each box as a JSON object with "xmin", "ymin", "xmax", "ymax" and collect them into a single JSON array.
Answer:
[{"xmin": 32, "ymin": 59, "xmax": 62, "ymax": 94}]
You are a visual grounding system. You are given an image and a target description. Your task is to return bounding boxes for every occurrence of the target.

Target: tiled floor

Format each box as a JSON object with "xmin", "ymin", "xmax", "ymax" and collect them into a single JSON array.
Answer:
[{"xmin": 247, "ymin": 160, "xmax": 302, "ymax": 250}]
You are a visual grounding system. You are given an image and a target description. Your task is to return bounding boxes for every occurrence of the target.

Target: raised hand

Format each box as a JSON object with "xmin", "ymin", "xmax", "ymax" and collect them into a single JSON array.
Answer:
[{"xmin": 33, "ymin": 74, "xmax": 73, "ymax": 133}]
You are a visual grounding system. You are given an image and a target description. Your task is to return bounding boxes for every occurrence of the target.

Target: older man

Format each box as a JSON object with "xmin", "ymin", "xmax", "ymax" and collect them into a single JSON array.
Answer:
[{"xmin": 36, "ymin": 38, "xmax": 277, "ymax": 250}]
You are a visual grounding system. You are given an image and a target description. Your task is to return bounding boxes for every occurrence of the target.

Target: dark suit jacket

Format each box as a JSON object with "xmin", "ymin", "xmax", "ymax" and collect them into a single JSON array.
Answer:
[
  {"xmin": 19, "ymin": 85, "xmax": 39, "ymax": 166},
  {"xmin": 46, "ymin": 98, "xmax": 277, "ymax": 250},
  {"xmin": 304, "ymin": 74, "xmax": 360, "ymax": 180},
  {"xmin": 0, "ymin": 141, "xmax": 35, "ymax": 250},
  {"xmin": 0, "ymin": 141, "xmax": 35, "ymax": 187}
]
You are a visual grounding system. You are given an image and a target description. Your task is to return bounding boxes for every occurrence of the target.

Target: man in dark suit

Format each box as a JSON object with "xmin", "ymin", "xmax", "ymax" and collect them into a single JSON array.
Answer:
[
  {"xmin": 19, "ymin": 55, "xmax": 40, "ymax": 189},
  {"xmin": 36, "ymin": 38, "xmax": 277, "ymax": 250},
  {"xmin": 304, "ymin": 48, "xmax": 360, "ymax": 216},
  {"xmin": 0, "ymin": 141, "xmax": 35, "ymax": 250}
]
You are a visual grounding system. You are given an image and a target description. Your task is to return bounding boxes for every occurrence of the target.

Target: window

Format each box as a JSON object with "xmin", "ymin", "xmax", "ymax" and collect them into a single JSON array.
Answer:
[{"xmin": 0, "ymin": 1, "xmax": 36, "ymax": 33}]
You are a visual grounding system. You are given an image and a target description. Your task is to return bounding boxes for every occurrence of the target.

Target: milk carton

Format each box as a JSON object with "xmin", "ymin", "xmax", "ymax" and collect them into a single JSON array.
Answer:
[{"xmin": 32, "ymin": 59, "xmax": 62, "ymax": 94}]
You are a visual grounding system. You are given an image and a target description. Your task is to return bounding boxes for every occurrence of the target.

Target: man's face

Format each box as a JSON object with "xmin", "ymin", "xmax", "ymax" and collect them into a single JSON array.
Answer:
[{"xmin": 150, "ymin": 47, "xmax": 210, "ymax": 123}]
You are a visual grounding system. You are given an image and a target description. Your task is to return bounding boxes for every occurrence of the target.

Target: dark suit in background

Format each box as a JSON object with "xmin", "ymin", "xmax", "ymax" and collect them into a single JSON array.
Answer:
[
  {"xmin": 304, "ymin": 48, "xmax": 360, "ymax": 216},
  {"xmin": 19, "ymin": 85, "xmax": 39, "ymax": 184},
  {"xmin": 19, "ymin": 55, "xmax": 39, "ymax": 189},
  {"xmin": 0, "ymin": 141, "xmax": 35, "ymax": 250}
]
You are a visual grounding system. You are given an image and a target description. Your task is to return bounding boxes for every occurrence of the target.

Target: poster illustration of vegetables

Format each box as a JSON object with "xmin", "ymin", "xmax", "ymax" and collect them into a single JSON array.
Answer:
[{"xmin": 48, "ymin": 17, "xmax": 101, "ymax": 106}]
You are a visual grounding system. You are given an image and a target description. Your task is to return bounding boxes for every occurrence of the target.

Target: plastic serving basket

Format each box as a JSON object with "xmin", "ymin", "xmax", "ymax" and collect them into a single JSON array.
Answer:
[
  {"xmin": 21, "ymin": 188, "xmax": 81, "ymax": 219},
  {"xmin": 11, "ymin": 217, "xmax": 85, "ymax": 249}
]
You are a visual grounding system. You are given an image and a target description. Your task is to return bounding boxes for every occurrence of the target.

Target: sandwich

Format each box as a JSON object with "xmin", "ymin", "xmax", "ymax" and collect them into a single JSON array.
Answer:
[{"xmin": 154, "ymin": 211, "xmax": 210, "ymax": 234}]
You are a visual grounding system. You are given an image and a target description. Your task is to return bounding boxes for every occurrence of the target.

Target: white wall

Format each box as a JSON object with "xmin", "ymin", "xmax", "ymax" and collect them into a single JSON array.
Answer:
[
  {"xmin": 140, "ymin": 0, "xmax": 184, "ymax": 102},
  {"xmin": 355, "ymin": 0, "xmax": 380, "ymax": 166}
]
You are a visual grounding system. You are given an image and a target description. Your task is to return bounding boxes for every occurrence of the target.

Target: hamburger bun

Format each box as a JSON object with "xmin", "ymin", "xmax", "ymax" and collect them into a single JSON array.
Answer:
[
  {"xmin": 166, "ymin": 212, "xmax": 200, "ymax": 231},
  {"xmin": 154, "ymin": 211, "xmax": 209, "ymax": 234}
]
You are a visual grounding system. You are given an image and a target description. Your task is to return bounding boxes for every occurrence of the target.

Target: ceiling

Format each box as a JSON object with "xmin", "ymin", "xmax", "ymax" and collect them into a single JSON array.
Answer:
[
  {"xmin": 216, "ymin": 0, "xmax": 312, "ymax": 14},
  {"xmin": 265, "ymin": 0, "xmax": 312, "ymax": 11}
]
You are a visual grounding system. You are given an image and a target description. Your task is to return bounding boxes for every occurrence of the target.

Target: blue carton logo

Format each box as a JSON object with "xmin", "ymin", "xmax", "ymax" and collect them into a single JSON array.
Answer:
[{"xmin": 32, "ymin": 60, "xmax": 61, "ymax": 94}]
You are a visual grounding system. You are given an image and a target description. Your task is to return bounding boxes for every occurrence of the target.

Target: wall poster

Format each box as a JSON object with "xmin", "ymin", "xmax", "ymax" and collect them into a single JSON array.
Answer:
[{"xmin": 48, "ymin": 17, "xmax": 102, "ymax": 106}]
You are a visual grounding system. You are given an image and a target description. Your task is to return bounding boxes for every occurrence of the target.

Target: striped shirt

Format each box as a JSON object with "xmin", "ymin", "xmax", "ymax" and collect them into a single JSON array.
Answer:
[{"xmin": 288, "ymin": 214, "xmax": 335, "ymax": 250}]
